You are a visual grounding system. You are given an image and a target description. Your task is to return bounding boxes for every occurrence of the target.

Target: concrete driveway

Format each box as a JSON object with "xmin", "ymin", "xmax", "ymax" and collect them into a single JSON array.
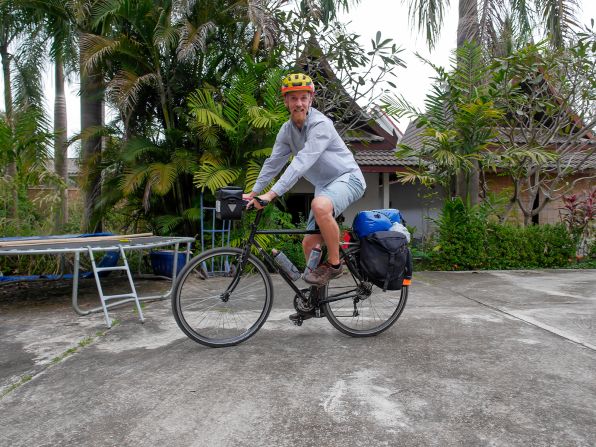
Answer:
[{"xmin": 0, "ymin": 269, "xmax": 595, "ymax": 446}]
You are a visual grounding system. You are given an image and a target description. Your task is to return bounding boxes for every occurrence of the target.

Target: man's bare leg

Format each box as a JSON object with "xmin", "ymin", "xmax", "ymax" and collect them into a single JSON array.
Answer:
[
  {"xmin": 309, "ymin": 196, "xmax": 340, "ymax": 265},
  {"xmin": 303, "ymin": 233, "xmax": 324, "ymax": 262}
]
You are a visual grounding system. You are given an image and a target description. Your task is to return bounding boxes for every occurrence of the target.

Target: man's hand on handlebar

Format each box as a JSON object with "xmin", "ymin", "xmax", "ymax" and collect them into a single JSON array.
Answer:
[{"xmin": 243, "ymin": 191, "xmax": 277, "ymax": 210}]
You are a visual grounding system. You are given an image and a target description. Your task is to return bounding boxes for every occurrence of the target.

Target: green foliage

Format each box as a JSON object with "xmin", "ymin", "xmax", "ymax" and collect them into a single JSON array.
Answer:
[
  {"xmin": 383, "ymin": 43, "xmax": 503, "ymax": 189},
  {"xmin": 428, "ymin": 198, "xmax": 576, "ymax": 270},
  {"xmin": 190, "ymin": 61, "xmax": 288, "ymax": 194},
  {"xmin": 226, "ymin": 206, "xmax": 300, "ymax": 263}
]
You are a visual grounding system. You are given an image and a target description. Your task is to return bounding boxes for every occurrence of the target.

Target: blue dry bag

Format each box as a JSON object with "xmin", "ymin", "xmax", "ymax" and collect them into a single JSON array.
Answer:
[
  {"xmin": 372, "ymin": 208, "xmax": 404, "ymax": 225},
  {"xmin": 352, "ymin": 211, "xmax": 392, "ymax": 239}
]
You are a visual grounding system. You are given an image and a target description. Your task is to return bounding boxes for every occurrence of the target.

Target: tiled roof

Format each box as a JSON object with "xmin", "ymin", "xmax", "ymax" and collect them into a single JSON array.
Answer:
[
  {"xmin": 545, "ymin": 152, "xmax": 596, "ymax": 170},
  {"xmin": 353, "ymin": 148, "xmax": 421, "ymax": 167}
]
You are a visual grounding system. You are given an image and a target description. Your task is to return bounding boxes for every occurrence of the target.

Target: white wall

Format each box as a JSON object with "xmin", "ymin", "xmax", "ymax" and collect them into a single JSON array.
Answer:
[{"xmin": 389, "ymin": 182, "xmax": 443, "ymax": 239}]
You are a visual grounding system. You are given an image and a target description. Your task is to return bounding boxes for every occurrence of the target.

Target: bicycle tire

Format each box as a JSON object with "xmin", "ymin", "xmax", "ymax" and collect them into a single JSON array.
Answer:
[
  {"xmin": 323, "ymin": 246, "xmax": 408, "ymax": 337},
  {"xmin": 171, "ymin": 247, "xmax": 273, "ymax": 348}
]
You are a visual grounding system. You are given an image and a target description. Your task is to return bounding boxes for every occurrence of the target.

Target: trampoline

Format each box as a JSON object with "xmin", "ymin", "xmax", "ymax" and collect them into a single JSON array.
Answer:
[{"xmin": 0, "ymin": 234, "xmax": 194, "ymax": 326}]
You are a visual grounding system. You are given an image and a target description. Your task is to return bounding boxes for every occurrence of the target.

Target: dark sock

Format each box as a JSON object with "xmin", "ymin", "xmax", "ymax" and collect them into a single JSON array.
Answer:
[{"xmin": 330, "ymin": 263, "xmax": 341, "ymax": 269}]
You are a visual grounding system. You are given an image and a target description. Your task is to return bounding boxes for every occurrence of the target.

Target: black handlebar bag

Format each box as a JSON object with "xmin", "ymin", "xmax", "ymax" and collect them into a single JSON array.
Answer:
[{"xmin": 215, "ymin": 186, "xmax": 244, "ymax": 220}]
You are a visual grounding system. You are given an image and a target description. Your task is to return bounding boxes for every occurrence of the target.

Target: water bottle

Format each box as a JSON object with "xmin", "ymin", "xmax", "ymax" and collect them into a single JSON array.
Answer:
[
  {"xmin": 304, "ymin": 244, "xmax": 322, "ymax": 276},
  {"xmin": 272, "ymin": 249, "xmax": 301, "ymax": 281}
]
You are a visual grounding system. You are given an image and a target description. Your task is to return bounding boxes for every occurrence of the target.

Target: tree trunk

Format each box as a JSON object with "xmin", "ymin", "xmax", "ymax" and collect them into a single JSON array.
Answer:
[
  {"xmin": 1, "ymin": 42, "xmax": 17, "ymax": 219},
  {"xmin": 80, "ymin": 56, "xmax": 104, "ymax": 233},
  {"xmin": 54, "ymin": 60, "xmax": 68, "ymax": 231},
  {"xmin": 457, "ymin": 0, "xmax": 479, "ymax": 47},
  {"xmin": 456, "ymin": 0, "xmax": 480, "ymax": 206}
]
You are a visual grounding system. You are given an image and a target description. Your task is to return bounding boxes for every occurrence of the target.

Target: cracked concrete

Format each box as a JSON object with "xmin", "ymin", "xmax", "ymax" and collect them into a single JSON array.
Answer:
[{"xmin": 0, "ymin": 269, "xmax": 595, "ymax": 446}]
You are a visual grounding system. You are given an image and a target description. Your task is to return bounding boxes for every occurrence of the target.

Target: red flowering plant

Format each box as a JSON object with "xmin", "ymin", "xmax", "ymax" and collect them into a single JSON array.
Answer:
[{"xmin": 560, "ymin": 188, "xmax": 595, "ymax": 258}]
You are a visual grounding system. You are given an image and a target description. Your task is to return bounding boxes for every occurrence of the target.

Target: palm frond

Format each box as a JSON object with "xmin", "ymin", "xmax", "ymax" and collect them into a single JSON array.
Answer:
[
  {"xmin": 245, "ymin": 159, "xmax": 265, "ymax": 192},
  {"xmin": 108, "ymin": 71, "xmax": 157, "ymax": 114},
  {"xmin": 148, "ymin": 162, "xmax": 178, "ymax": 195},
  {"xmin": 195, "ymin": 124, "xmax": 221, "ymax": 151},
  {"xmin": 193, "ymin": 161, "xmax": 241, "ymax": 194},
  {"xmin": 154, "ymin": 214, "xmax": 184, "ymax": 234},
  {"xmin": 246, "ymin": 105, "xmax": 282, "ymax": 129},
  {"xmin": 223, "ymin": 70, "xmax": 258, "ymax": 125},
  {"xmin": 119, "ymin": 166, "xmax": 150, "ymax": 195},
  {"xmin": 172, "ymin": 149, "xmax": 199, "ymax": 175},
  {"xmin": 262, "ymin": 68, "xmax": 286, "ymax": 115},
  {"xmin": 153, "ymin": 5, "xmax": 179, "ymax": 49},
  {"xmin": 380, "ymin": 94, "xmax": 421, "ymax": 120},
  {"xmin": 182, "ymin": 207, "xmax": 202, "ymax": 222},
  {"xmin": 187, "ymin": 89, "xmax": 233, "ymax": 131},
  {"xmin": 90, "ymin": 0, "xmax": 122, "ymax": 28},
  {"xmin": 396, "ymin": 169, "xmax": 439, "ymax": 187},
  {"xmin": 177, "ymin": 19, "xmax": 216, "ymax": 62},
  {"xmin": 407, "ymin": 0, "xmax": 448, "ymax": 50},
  {"xmin": 79, "ymin": 33, "xmax": 120, "ymax": 74},
  {"xmin": 12, "ymin": 32, "xmax": 47, "ymax": 111},
  {"xmin": 245, "ymin": 147, "xmax": 273, "ymax": 158},
  {"xmin": 540, "ymin": 0, "xmax": 580, "ymax": 48},
  {"xmin": 121, "ymin": 138, "xmax": 162, "ymax": 163}
]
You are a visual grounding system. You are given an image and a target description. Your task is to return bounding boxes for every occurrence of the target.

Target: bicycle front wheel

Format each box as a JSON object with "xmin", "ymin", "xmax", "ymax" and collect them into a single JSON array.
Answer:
[
  {"xmin": 172, "ymin": 247, "xmax": 273, "ymax": 348},
  {"xmin": 323, "ymin": 246, "xmax": 408, "ymax": 337}
]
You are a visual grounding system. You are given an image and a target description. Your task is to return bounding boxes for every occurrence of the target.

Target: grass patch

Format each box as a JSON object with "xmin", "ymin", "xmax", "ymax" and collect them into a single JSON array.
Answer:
[
  {"xmin": 1, "ymin": 375, "xmax": 32, "ymax": 399},
  {"xmin": 78, "ymin": 336, "xmax": 94, "ymax": 348},
  {"xmin": 51, "ymin": 347, "xmax": 78, "ymax": 364},
  {"xmin": 132, "ymin": 303, "xmax": 146, "ymax": 315}
]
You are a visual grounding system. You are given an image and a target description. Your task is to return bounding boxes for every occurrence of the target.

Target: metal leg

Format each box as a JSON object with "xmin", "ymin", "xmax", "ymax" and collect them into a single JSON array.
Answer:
[
  {"xmin": 120, "ymin": 245, "xmax": 144, "ymax": 323},
  {"xmin": 71, "ymin": 251, "xmax": 89, "ymax": 316},
  {"xmin": 87, "ymin": 246, "xmax": 113, "ymax": 328}
]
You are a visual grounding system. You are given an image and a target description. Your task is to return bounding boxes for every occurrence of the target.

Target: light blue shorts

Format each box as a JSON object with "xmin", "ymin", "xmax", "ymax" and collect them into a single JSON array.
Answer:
[{"xmin": 307, "ymin": 172, "xmax": 365, "ymax": 230}]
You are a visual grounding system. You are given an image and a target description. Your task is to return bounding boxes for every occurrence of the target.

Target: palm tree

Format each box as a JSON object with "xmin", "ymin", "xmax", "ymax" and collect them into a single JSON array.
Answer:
[
  {"xmin": 384, "ymin": 43, "xmax": 504, "ymax": 194},
  {"xmin": 405, "ymin": 0, "xmax": 581, "ymax": 205},
  {"xmin": 408, "ymin": 0, "xmax": 580, "ymax": 52},
  {"xmin": 14, "ymin": 0, "xmax": 79, "ymax": 231},
  {"xmin": 0, "ymin": 0, "xmax": 47, "ymax": 217},
  {"xmin": 65, "ymin": 0, "xmax": 108, "ymax": 232},
  {"xmin": 190, "ymin": 63, "xmax": 288, "ymax": 193}
]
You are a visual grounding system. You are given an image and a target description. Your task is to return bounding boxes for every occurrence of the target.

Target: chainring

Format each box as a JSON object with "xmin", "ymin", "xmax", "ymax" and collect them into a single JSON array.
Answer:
[{"xmin": 293, "ymin": 288, "xmax": 315, "ymax": 313}]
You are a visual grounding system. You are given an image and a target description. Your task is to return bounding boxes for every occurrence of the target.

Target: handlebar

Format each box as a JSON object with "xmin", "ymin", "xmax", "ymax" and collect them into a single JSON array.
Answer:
[{"xmin": 243, "ymin": 197, "xmax": 270, "ymax": 210}]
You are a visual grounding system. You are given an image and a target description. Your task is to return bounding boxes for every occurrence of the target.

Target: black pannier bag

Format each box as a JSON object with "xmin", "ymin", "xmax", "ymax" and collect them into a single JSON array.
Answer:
[
  {"xmin": 359, "ymin": 231, "xmax": 413, "ymax": 291},
  {"xmin": 215, "ymin": 186, "xmax": 244, "ymax": 220}
]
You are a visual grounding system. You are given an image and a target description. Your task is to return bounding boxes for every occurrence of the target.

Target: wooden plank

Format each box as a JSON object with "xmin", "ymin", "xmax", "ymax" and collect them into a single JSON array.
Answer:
[{"xmin": 0, "ymin": 233, "xmax": 154, "ymax": 248}]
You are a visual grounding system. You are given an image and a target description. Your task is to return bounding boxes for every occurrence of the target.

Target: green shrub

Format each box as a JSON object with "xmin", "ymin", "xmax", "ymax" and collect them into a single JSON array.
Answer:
[{"xmin": 428, "ymin": 198, "xmax": 575, "ymax": 270}]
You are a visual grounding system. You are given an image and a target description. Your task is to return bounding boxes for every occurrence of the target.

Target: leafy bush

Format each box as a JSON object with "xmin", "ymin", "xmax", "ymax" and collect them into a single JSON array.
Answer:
[{"xmin": 428, "ymin": 198, "xmax": 576, "ymax": 270}]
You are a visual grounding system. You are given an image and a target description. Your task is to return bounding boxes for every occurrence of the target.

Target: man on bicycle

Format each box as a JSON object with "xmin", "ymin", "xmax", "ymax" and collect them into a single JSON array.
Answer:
[{"xmin": 244, "ymin": 72, "xmax": 366, "ymax": 289}]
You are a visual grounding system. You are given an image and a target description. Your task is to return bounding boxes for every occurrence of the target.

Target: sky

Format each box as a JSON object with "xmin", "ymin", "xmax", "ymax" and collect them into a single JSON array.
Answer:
[{"xmin": 7, "ymin": 0, "xmax": 596, "ymax": 149}]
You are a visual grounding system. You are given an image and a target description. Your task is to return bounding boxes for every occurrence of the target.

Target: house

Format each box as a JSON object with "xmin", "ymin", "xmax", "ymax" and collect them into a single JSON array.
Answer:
[
  {"xmin": 28, "ymin": 158, "xmax": 81, "ymax": 203},
  {"xmin": 400, "ymin": 120, "xmax": 596, "ymax": 225}
]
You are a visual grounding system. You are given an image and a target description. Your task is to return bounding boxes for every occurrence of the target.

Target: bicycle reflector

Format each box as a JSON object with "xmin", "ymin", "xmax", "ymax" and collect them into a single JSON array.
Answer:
[{"xmin": 215, "ymin": 186, "xmax": 244, "ymax": 220}]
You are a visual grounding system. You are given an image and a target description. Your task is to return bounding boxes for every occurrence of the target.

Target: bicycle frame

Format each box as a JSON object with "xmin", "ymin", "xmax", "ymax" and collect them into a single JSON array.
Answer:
[{"xmin": 231, "ymin": 208, "xmax": 364, "ymax": 306}]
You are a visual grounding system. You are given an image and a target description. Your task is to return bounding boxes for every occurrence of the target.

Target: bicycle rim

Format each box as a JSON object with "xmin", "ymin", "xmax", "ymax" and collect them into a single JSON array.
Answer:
[
  {"xmin": 323, "ymin": 247, "xmax": 408, "ymax": 337},
  {"xmin": 172, "ymin": 248, "xmax": 273, "ymax": 347}
]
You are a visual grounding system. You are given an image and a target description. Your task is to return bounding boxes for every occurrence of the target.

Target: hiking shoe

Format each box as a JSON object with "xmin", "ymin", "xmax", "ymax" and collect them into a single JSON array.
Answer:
[{"xmin": 303, "ymin": 262, "xmax": 343, "ymax": 286}]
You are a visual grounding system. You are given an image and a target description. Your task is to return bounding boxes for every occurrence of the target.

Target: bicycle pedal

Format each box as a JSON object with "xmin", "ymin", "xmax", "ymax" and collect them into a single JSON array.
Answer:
[{"xmin": 292, "ymin": 317, "xmax": 303, "ymax": 326}]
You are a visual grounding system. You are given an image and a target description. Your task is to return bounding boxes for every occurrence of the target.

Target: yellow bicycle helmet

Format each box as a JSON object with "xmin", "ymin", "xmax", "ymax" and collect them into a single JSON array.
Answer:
[{"xmin": 281, "ymin": 73, "xmax": 315, "ymax": 95}]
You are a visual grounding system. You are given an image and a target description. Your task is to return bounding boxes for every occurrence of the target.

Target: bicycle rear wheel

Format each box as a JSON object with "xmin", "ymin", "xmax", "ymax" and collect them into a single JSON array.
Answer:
[
  {"xmin": 323, "ymin": 246, "xmax": 408, "ymax": 337},
  {"xmin": 172, "ymin": 247, "xmax": 273, "ymax": 347}
]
